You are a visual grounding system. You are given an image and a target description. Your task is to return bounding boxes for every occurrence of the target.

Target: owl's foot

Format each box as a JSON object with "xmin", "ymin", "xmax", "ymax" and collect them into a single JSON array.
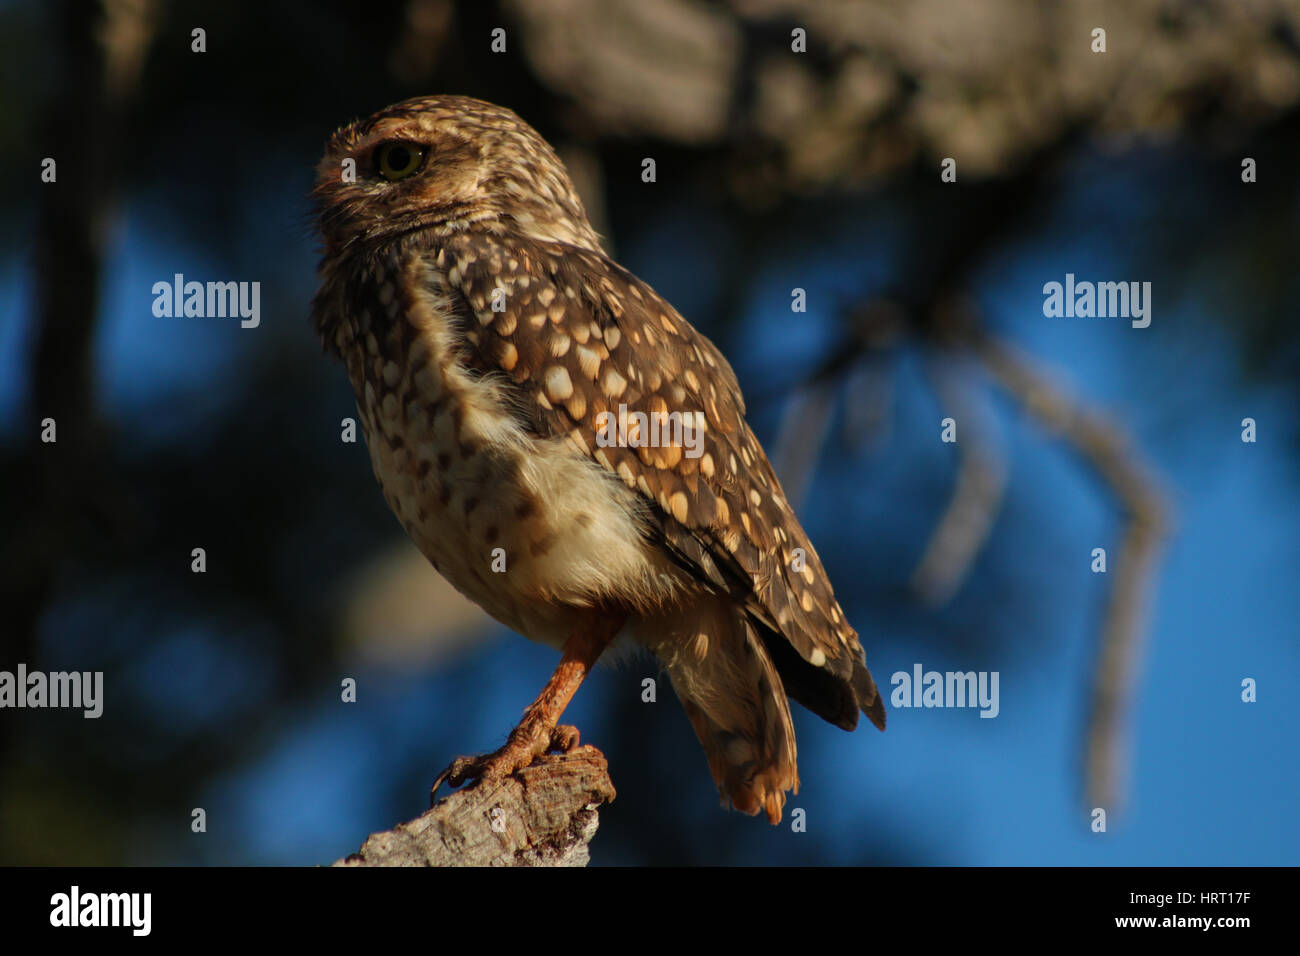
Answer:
[
  {"xmin": 549, "ymin": 723, "xmax": 581, "ymax": 752},
  {"xmin": 430, "ymin": 723, "xmax": 581, "ymax": 804},
  {"xmin": 429, "ymin": 617, "xmax": 620, "ymax": 806}
]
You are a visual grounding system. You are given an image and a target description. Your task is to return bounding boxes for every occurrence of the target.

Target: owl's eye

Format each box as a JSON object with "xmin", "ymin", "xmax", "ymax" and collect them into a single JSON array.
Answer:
[{"xmin": 374, "ymin": 141, "xmax": 426, "ymax": 181}]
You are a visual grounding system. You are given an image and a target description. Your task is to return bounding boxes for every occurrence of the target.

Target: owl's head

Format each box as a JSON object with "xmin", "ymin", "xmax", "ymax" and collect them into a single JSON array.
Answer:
[{"xmin": 312, "ymin": 95, "xmax": 600, "ymax": 257}]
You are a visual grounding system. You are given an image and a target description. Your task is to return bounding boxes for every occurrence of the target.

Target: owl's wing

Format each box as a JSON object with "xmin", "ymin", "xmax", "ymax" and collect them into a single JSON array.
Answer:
[{"xmin": 436, "ymin": 232, "xmax": 884, "ymax": 731}]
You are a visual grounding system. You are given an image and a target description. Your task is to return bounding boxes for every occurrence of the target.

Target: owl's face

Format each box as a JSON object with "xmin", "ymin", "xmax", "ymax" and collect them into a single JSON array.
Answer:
[{"xmin": 312, "ymin": 95, "xmax": 599, "ymax": 258}]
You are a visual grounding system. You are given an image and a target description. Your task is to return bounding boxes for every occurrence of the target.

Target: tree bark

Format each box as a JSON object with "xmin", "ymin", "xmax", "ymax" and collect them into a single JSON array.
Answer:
[{"xmin": 332, "ymin": 746, "xmax": 615, "ymax": 867}]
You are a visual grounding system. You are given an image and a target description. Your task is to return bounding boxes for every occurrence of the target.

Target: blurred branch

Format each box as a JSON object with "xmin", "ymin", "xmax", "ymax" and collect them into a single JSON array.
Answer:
[
  {"xmin": 777, "ymin": 280, "xmax": 1172, "ymax": 813},
  {"xmin": 962, "ymin": 319, "xmax": 1172, "ymax": 813},
  {"xmin": 769, "ymin": 381, "xmax": 838, "ymax": 505},
  {"xmin": 332, "ymin": 747, "xmax": 616, "ymax": 867},
  {"xmin": 912, "ymin": 354, "xmax": 1008, "ymax": 606}
]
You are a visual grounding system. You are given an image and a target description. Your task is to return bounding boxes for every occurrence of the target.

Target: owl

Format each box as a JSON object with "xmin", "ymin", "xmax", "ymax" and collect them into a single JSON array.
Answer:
[{"xmin": 310, "ymin": 95, "xmax": 885, "ymax": 824}]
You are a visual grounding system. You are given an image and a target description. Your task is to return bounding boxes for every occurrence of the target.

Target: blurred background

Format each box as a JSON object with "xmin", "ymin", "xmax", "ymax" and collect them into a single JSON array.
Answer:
[{"xmin": 2, "ymin": 0, "xmax": 1298, "ymax": 866}]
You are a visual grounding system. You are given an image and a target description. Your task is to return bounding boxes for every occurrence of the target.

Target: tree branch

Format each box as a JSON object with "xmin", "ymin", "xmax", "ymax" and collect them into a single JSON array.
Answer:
[
  {"xmin": 332, "ymin": 746, "xmax": 616, "ymax": 867},
  {"xmin": 911, "ymin": 352, "xmax": 1009, "ymax": 606},
  {"xmin": 965, "ymin": 324, "xmax": 1172, "ymax": 813}
]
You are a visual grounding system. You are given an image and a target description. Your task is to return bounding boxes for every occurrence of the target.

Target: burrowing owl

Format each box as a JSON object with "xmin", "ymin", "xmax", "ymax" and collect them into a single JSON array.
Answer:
[{"xmin": 310, "ymin": 95, "xmax": 884, "ymax": 824}]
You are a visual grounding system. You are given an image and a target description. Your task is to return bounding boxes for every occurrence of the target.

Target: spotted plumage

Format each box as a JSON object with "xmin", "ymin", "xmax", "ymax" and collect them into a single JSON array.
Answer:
[{"xmin": 311, "ymin": 95, "xmax": 884, "ymax": 824}]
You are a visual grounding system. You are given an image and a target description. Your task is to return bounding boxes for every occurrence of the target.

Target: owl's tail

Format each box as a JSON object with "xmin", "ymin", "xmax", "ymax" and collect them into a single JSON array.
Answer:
[{"xmin": 642, "ymin": 596, "xmax": 799, "ymax": 825}]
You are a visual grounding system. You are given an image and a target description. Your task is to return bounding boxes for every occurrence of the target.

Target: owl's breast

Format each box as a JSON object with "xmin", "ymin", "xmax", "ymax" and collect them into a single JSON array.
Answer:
[{"xmin": 335, "ymin": 250, "xmax": 683, "ymax": 647}]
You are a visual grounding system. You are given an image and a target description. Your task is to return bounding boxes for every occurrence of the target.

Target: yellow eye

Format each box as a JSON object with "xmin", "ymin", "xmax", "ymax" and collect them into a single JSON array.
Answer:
[{"xmin": 375, "ymin": 141, "xmax": 425, "ymax": 181}]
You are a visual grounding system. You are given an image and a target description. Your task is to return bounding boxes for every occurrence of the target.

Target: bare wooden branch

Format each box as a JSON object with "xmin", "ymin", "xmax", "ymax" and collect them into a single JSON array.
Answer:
[
  {"xmin": 912, "ymin": 354, "xmax": 1009, "ymax": 605},
  {"xmin": 967, "ymin": 326, "xmax": 1172, "ymax": 814},
  {"xmin": 332, "ymin": 746, "xmax": 616, "ymax": 867},
  {"xmin": 770, "ymin": 382, "xmax": 838, "ymax": 507}
]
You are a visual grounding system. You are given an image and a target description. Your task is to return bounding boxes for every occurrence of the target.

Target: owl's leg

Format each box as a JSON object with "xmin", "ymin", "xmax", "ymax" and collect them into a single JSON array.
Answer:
[{"xmin": 431, "ymin": 614, "xmax": 624, "ymax": 800}]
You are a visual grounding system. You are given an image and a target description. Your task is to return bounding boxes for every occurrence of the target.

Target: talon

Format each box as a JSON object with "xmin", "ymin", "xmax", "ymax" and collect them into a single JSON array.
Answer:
[
  {"xmin": 430, "ymin": 754, "xmax": 493, "ymax": 804},
  {"xmin": 428, "ymin": 729, "xmax": 558, "ymax": 806},
  {"xmin": 446, "ymin": 756, "xmax": 486, "ymax": 788},
  {"xmin": 430, "ymin": 757, "xmax": 474, "ymax": 805},
  {"xmin": 550, "ymin": 724, "xmax": 580, "ymax": 753}
]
